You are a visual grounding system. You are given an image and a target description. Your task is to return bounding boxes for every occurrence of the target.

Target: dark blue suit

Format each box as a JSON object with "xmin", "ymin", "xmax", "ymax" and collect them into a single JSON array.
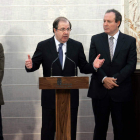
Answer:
[
  {"xmin": 88, "ymin": 32, "xmax": 137, "ymax": 140},
  {"xmin": 26, "ymin": 36, "xmax": 95, "ymax": 140}
]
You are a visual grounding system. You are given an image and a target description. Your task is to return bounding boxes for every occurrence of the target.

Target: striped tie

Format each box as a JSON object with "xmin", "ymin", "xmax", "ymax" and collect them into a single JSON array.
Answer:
[{"xmin": 109, "ymin": 37, "xmax": 114, "ymax": 61}]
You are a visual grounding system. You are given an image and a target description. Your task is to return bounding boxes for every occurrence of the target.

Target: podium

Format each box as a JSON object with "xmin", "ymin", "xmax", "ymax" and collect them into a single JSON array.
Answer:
[{"xmin": 39, "ymin": 76, "xmax": 89, "ymax": 140}]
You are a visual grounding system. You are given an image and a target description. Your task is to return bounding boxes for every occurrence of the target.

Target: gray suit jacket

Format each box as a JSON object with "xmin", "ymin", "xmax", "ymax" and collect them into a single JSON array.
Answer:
[{"xmin": 0, "ymin": 43, "xmax": 4, "ymax": 105}]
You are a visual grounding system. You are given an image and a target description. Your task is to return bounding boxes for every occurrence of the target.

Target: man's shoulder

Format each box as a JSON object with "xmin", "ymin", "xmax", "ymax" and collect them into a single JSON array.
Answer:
[
  {"xmin": 90, "ymin": 33, "xmax": 106, "ymax": 43},
  {"xmin": 121, "ymin": 32, "xmax": 136, "ymax": 41},
  {"xmin": 68, "ymin": 38, "xmax": 82, "ymax": 45},
  {"xmin": 0, "ymin": 43, "xmax": 3, "ymax": 47},
  {"xmin": 91, "ymin": 32, "xmax": 105, "ymax": 39},
  {"xmin": 38, "ymin": 37, "xmax": 54, "ymax": 46},
  {"xmin": 0, "ymin": 43, "xmax": 3, "ymax": 52}
]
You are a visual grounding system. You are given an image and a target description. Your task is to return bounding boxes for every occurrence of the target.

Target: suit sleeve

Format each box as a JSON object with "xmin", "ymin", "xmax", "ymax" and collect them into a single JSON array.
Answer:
[
  {"xmin": 25, "ymin": 42, "xmax": 43, "ymax": 72},
  {"xmin": 89, "ymin": 36, "xmax": 107, "ymax": 82},
  {"xmin": 0, "ymin": 44, "xmax": 4, "ymax": 84},
  {"xmin": 113, "ymin": 38, "xmax": 137, "ymax": 84},
  {"xmin": 78, "ymin": 43, "xmax": 95, "ymax": 74}
]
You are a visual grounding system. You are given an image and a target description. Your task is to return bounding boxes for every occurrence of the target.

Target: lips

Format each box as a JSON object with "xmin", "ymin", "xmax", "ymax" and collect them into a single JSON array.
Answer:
[{"xmin": 63, "ymin": 36, "xmax": 68, "ymax": 38}]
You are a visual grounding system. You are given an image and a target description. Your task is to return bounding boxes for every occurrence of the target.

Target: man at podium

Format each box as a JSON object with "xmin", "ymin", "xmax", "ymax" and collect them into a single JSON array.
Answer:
[{"xmin": 25, "ymin": 17, "xmax": 104, "ymax": 140}]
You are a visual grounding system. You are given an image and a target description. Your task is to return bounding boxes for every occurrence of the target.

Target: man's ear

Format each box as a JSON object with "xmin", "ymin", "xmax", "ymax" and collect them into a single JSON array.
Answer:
[
  {"xmin": 117, "ymin": 21, "xmax": 120, "ymax": 27},
  {"xmin": 53, "ymin": 28, "xmax": 56, "ymax": 33}
]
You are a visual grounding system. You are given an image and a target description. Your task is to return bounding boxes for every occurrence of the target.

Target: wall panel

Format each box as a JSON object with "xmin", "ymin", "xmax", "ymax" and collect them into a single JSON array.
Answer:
[{"xmin": 0, "ymin": 0, "xmax": 124, "ymax": 139}]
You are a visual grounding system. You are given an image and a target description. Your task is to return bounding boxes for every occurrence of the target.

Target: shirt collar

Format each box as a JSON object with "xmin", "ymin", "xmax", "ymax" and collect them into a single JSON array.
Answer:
[
  {"xmin": 108, "ymin": 30, "xmax": 120, "ymax": 41},
  {"xmin": 54, "ymin": 36, "xmax": 67, "ymax": 47}
]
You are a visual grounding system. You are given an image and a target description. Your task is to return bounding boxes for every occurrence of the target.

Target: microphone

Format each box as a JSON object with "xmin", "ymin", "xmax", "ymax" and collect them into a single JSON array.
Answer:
[
  {"xmin": 51, "ymin": 52, "xmax": 59, "ymax": 77},
  {"xmin": 65, "ymin": 53, "xmax": 77, "ymax": 77}
]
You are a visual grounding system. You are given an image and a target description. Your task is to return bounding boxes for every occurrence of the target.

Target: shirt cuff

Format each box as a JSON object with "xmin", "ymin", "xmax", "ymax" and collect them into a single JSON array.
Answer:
[
  {"xmin": 93, "ymin": 66, "xmax": 98, "ymax": 72},
  {"xmin": 102, "ymin": 76, "xmax": 107, "ymax": 83}
]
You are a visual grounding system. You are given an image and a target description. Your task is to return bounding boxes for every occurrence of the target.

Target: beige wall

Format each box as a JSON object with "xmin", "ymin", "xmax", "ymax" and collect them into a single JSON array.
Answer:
[{"xmin": 0, "ymin": 0, "xmax": 124, "ymax": 140}]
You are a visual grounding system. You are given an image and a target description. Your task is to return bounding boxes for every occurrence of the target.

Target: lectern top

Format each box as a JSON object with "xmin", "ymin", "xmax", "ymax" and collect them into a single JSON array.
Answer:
[{"xmin": 39, "ymin": 76, "xmax": 89, "ymax": 89}]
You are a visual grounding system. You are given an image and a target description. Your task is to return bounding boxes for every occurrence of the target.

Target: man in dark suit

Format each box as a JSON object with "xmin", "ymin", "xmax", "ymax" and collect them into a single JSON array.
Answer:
[
  {"xmin": 25, "ymin": 17, "xmax": 104, "ymax": 140},
  {"xmin": 88, "ymin": 9, "xmax": 137, "ymax": 140},
  {"xmin": 0, "ymin": 43, "xmax": 4, "ymax": 140}
]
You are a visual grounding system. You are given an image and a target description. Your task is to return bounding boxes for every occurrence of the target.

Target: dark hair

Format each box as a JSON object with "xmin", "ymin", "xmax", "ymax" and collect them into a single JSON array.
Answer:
[
  {"xmin": 105, "ymin": 9, "xmax": 122, "ymax": 28},
  {"xmin": 53, "ymin": 17, "xmax": 72, "ymax": 33}
]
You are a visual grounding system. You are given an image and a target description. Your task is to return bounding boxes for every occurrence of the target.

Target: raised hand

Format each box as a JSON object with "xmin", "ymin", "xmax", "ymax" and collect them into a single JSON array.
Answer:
[
  {"xmin": 25, "ymin": 54, "xmax": 32, "ymax": 69},
  {"xmin": 93, "ymin": 54, "xmax": 105, "ymax": 68}
]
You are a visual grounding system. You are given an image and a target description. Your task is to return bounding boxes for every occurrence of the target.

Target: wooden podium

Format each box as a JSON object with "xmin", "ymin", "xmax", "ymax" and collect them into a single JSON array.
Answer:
[{"xmin": 39, "ymin": 76, "xmax": 89, "ymax": 140}]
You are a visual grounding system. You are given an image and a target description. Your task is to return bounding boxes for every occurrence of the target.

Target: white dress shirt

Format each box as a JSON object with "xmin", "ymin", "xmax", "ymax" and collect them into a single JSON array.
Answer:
[
  {"xmin": 108, "ymin": 30, "xmax": 120, "ymax": 55},
  {"xmin": 102, "ymin": 30, "xmax": 120, "ymax": 83},
  {"xmin": 54, "ymin": 36, "xmax": 66, "ymax": 69}
]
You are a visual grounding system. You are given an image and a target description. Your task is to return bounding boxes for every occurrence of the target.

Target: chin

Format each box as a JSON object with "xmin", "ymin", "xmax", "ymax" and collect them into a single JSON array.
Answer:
[
  {"xmin": 104, "ymin": 31, "xmax": 110, "ymax": 34},
  {"xmin": 62, "ymin": 39, "xmax": 68, "ymax": 43}
]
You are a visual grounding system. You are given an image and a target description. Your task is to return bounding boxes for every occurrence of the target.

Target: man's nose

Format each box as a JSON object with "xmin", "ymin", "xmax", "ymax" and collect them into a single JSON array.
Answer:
[{"xmin": 104, "ymin": 21, "xmax": 108, "ymax": 25}]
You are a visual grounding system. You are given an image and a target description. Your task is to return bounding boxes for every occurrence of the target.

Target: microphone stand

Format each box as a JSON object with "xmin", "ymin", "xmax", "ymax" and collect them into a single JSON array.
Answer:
[
  {"xmin": 65, "ymin": 53, "xmax": 77, "ymax": 77},
  {"xmin": 51, "ymin": 53, "xmax": 59, "ymax": 77}
]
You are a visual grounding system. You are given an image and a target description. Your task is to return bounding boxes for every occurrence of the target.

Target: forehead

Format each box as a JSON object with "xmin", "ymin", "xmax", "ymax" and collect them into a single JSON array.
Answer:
[
  {"xmin": 58, "ymin": 21, "xmax": 70, "ymax": 27},
  {"xmin": 104, "ymin": 12, "xmax": 115, "ymax": 20}
]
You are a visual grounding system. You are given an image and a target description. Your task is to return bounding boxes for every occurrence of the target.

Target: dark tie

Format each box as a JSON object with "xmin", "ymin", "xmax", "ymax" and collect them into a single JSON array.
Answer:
[{"xmin": 58, "ymin": 43, "xmax": 63, "ymax": 67}]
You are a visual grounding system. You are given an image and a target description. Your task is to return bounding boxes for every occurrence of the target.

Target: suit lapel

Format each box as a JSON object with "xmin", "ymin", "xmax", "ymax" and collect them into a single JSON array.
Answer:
[
  {"xmin": 101, "ymin": 33, "xmax": 111, "ymax": 62},
  {"xmin": 49, "ymin": 37, "xmax": 62, "ymax": 69},
  {"xmin": 63, "ymin": 39, "xmax": 73, "ymax": 70},
  {"xmin": 112, "ymin": 32, "xmax": 125, "ymax": 62}
]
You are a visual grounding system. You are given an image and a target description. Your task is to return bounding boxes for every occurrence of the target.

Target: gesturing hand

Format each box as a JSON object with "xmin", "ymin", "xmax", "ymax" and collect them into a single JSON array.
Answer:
[
  {"xmin": 25, "ymin": 55, "xmax": 32, "ymax": 69},
  {"xmin": 93, "ymin": 54, "xmax": 105, "ymax": 69}
]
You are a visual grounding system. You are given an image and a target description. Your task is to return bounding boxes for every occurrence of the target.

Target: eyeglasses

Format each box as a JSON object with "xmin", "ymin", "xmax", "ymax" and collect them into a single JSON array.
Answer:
[{"xmin": 57, "ymin": 28, "xmax": 71, "ymax": 32}]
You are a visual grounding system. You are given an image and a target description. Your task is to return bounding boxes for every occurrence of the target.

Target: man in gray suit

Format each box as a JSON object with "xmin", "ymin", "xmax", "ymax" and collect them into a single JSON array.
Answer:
[{"xmin": 0, "ymin": 43, "xmax": 4, "ymax": 140}]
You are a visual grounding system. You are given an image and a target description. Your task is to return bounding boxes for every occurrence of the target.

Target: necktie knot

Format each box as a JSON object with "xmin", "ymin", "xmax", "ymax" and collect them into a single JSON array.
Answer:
[
  {"xmin": 58, "ymin": 43, "xmax": 63, "ymax": 49},
  {"xmin": 110, "ymin": 36, "xmax": 114, "ymax": 40}
]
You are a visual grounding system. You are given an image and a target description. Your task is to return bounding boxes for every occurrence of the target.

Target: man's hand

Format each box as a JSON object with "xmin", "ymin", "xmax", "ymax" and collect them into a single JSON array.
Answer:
[
  {"xmin": 103, "ymin": 77, "xmax": 119, "ymax": 90},
  {"xmin": 93, "ymin": 54, "xmax": 105, "ymax": 69},
  {"xmin": 25, "ymin": 55, "xmax": 32, "ymax": 69}
]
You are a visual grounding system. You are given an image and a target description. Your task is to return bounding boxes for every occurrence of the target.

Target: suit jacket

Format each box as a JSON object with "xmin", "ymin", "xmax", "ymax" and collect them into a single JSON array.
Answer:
[
  {"xmin": 88, "ymin": 32, "xmax": 137, "ymax": 102},
  {"xmin": 26, "ymin": 37, "xmax": 95, "ymax": 108},
  {"xmin": 0, "ymin": 43, "xmax": 4, "ymax": 105}
]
